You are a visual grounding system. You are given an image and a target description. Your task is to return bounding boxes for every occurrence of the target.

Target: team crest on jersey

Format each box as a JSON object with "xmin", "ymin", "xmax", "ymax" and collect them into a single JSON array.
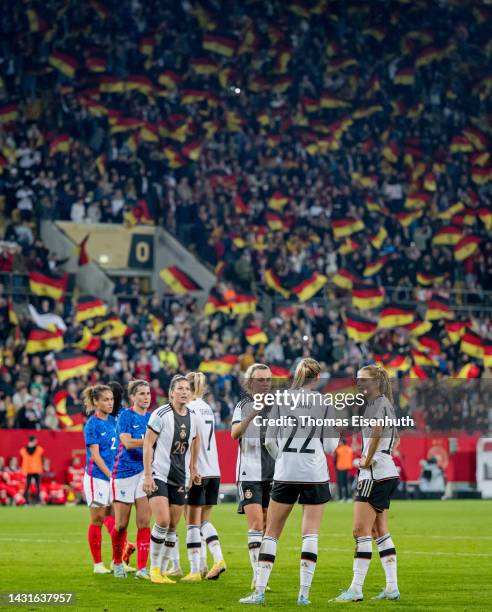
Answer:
[
  {"xmin": 120, "ymin": 490, "xmax": 126, "ymax": 497},
  {"xmin": 179, "ymin": 424, "xmax": 187, "ymax": 440},
  {"xmin": 244, "ymin": 488, "xmax": 253, "ymax": 499}
]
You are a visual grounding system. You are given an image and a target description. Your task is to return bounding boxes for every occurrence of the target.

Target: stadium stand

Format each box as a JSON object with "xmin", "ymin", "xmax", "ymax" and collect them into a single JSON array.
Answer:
[{"xmin": 0, "ymin": 0, "xmax": 491, "ymax": 435}]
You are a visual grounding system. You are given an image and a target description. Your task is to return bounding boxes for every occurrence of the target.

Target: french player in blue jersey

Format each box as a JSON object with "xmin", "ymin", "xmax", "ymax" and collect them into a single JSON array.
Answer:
[
  {"xmin": 82, "ymin": 384, "xmax": 116, "ymax": 575},
  {"xmin": 110, "ymin": 380, "xmax": 152, "ymax": 579}
]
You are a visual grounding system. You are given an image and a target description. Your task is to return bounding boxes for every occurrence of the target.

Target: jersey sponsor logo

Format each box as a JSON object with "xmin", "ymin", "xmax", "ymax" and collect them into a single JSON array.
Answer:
[{"xmin": 244, "ymin": 488, "xmax": 253, "ymax": 499}]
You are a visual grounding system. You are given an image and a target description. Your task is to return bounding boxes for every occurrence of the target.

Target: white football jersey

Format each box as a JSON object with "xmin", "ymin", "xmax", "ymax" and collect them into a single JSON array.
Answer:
[
  {"xmin": 265, "ymin": 390, "xmax": 339, "ymax": 483},
  {"xmin": 359, "ymin": 395, "xmax": 399, "ymax": 481},
  {"xmin": 147, "ymin": 403, "xmax": 198, "ymax": 487},
  {"xmin": 232, "ymin": 396, "xmax": 275, "ymax": 483},
  {"xmin": 188, "ymin": 398, "xmax": 220, "ymax": 478}
]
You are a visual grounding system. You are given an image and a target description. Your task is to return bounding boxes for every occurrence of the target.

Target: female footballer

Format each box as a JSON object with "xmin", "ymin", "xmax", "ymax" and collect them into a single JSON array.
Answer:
[
  {"xmin": 331, "ymin": 364, "xmax": 400, "ymax": 602},
  {"xmin": 231, "ymin": 363, "xmax": 274, "ymax": 590},
  {"xmin": 110, "ymin": 380, "xmax": 152, "ymax": 579},
  {"xmin": 82, "ymin": 384, "xmax": 116, "ymax": 574},
  {"xmin": 142, "ymin": 375, "xmax": 201, "ymax": 584}
]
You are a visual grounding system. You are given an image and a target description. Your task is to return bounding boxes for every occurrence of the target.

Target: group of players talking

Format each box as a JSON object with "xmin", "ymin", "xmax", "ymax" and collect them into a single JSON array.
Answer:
[{"xmin": 83, "ymin": 357, "xmax": 401, "ymax": 605}]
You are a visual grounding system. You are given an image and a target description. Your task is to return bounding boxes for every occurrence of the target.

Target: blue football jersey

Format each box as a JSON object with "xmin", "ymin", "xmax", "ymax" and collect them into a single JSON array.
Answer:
[
  {"xmin": 84, "ymin": 414, "xmax": 117, "ymax": 482},
  {"xmin": 113, "ymin": 408, "xmax": 150, "ymax": 478}
]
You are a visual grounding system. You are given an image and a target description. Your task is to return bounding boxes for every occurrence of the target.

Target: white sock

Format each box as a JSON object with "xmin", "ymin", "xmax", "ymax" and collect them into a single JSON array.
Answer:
[
  {"xmin": 160, "ymin": 530, "xmax": 177, "ymax": 573},
  {"xmin": 201, "ymin": 520, "xmax": 223, "ymax": 564},
  {"xmin": 349, "ymin": 536, "xmax": 372, "ymax": 595},
  {"xmin": 200, "ymin": 536, "xmax": 207, "ymax": 571},
  {"xmin": 299, "ymin": 534, "xmax": 318, "ymax": 599},
  {"xmin": 187, "ymin": 524, "xmax": 201, "ymax": 574},
  {"xmin": 376, "ymin": 533, "xmax": 398, "ymax": 592},
  {"xmin": 256, "ymin": 536, "xmax": 277, "ymax": 595},
  {"xmin": 150, "ymin": 524, "xmax": 168, "ymax": 570},
  {"xmin": 171, "ymin": 533, "xmax": 181, "ymax": 570},
  {"xmin": 248, "ymin": 530, "xmax": 263, "ymax": 584}
]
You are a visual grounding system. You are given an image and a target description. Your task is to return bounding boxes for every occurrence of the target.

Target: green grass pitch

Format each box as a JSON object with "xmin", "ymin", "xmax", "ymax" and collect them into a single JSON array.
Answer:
[{"xmin": 1, "ymin": 501, "xmax": 491, "ymax": 611}]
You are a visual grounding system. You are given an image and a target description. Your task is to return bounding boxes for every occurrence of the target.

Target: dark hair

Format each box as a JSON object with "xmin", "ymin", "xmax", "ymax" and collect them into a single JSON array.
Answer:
[
  {"xmin": 128, "ymin": 379, "xmax": 150, "ymax": 398},
  {"xmin": 107, "ymin": 381, "xmax": 123, "ymax": 417}
]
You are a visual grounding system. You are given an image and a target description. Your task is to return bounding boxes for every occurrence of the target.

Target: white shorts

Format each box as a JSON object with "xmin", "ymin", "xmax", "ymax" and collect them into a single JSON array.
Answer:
[
  {"xmin": 83, "ymin": 473, "xmax": 112, "ymax": 507},
  {"xmin": 111, "ymin": 471, "xmax": 146, "ymax": 503}
]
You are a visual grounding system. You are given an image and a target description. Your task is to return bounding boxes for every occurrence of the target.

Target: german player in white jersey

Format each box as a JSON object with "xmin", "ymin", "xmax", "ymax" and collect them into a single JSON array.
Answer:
[
  {"xmin": 240, "ymin": 358, "xmax": 338, "ymax": 606},
  {"xmin": 181, "ymin": 371, "xmax": 226, "ymax": 581},
  {"xmin": 330, "ymin": 365, "xmax": 400, "ymax": 603},
  {"xmin": 143, "ymin": 375, "xmax": 201, "ymax": 584},
  {"xmin": 231, "ymin": 363, "xmax": 274, "ymax": 590}
]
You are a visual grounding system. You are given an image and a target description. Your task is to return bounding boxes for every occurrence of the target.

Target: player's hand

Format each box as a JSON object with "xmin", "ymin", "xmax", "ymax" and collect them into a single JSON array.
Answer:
[
  {"xmin": 143, "ymin": 474, "xmax": 157, "ymax": 495},
  {"xmin": 359, "ymin": 455, "xmax": 373, "ymax": 468},
  {"xmin": 191, "ymin": 470, "xmax": 202, "ymax": 486}
]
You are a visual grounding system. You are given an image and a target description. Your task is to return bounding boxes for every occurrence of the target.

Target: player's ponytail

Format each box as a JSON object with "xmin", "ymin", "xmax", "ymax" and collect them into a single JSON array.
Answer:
[
  {"xmin": 359, "ymin": 365, "xmax": 394, "ymax": 404},
  {"xmin": 291, "ymin": 358, "xmax": 321, "ymax": 389},
  {"xmin": 186, "ymin": 372, "xmax": 206, "ymax": 398},
  {"xmin": 128, "ymin": 379, "xmax": 150, "ymax": 398},
  {"xmin": 82, "ymin": 384, "xmax": 112, "ymax": 414}
]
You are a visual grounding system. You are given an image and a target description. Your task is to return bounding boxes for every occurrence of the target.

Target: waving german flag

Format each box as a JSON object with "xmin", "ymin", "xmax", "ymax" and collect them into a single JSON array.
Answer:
[
  {"xmin": 425, "ymin": 297, "xmax": 453, "ymax": 320},
  {"xmin": 199, "ymin": 354, "xmax": 238, "ymax": 374},
  {"xmin": 378, "ymin": 305, "xmax": 415, "ymax": 329},
  {"xmin": 352, "ymin": 284, "xmax": 384, "ymax": 310},
  {"xmin": 55, "ymin": 350, "xmax": 98, "ymax": 383},
  {"xmin": 245, "ymin": 326, "xmax": 268, "ymax": 345},
  {"xmin": 363, "ymin": 256, "xmax": 388, "ymax": 278},
  {"xmin": 432, "ymin": 225, "xmax": 462, "ymax": 245},
  {"xmin": 231, "ymin": 294, "xmax": 258, "ymax": 315},
  {"xmin": 26, "ymin": 328, "xmax": 64, "ymax": 354},
  {"xmin": 204, "ymin": 290, "xmax": 230, "ymax": 315},
  {"xmin": 29, "ymin": 271, "xmax": 68, "ymax": 301},
  {"xmin": 292, "ymin": 272, "xmax": 328, "ymax": 302},
  {"xmin": 483, "ymin": 345, "xmax": 492, "ymax": 367},
  {"xmin": 404, "ymin": 319, "xmax": 432, "ymax": 337},
  {"xmin": 445, "ymin": 321, "xmax": 469, "ymax": 344},
  {"xmin": 74, "ymin": 327, "xmax": 101, "ymax": 353},
  {"xmin": 460, "ymin": 332, "xmax": 483, "ymax": 359},
  {"xmin": 203, "ymin": 33, "xmax": 236, "ymax": 57},
  {"xmin": 332, "ymin": 268, "xmax": 360, "ymax": 290},
  {"xmin": 412, "ymin": 335, "xmax": 441, "ymax": 355},
  {"xmin": 345, "ymin": 314, "xmax": 377, "ymax": 342},
  {"xmin": 332, "ymin": 217, "xmax": 364, "ymax": 239},
  {"xmin": 49, "ymin": 51, "xmax": 78, "ymax": 78},
  {"xmin": 455, "ymin": 363, "xmax": 480, "ymax": 379},
  {"xmin": 264, "ymin": 269, "xmax": 290, "ymax": 299},
  {"xmin": 416, "ymin": 272, "xmax": 444, "ymax": 286},
  {"xmin": 75, "ymin": 296, "xmax": 107, "ymax": 322},
  {"xmin": 159, "ymin": 266, "xmax": 201, "ymax": 295},
  {"xmin": 454, "ymin": 236, "xmax": 480, "ymax": 261},
  {"xmin": 411, "ymin": 349, "xmax": 438, "ymax": 368}
]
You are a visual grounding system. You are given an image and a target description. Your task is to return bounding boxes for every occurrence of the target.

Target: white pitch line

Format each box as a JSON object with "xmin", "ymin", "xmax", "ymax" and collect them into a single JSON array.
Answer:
[{"xmin": 0, "ymin": 537, "xmax": 489, "ymax": 557}]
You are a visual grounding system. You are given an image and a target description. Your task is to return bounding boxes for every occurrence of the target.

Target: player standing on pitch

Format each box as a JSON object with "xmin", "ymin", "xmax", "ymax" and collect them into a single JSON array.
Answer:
[
  {"xmin": 239, "ymin": 358, "xmax": 338, "ymax": 606},
  {"xmin": 231, "ymin": 363, "xmax": 274, "ymax": 591},
  {"xmin": 331, "ymin": 364, "xmax": 400, "ymax": 602},
  {"xmin": 184, "ymin": 371, "xmax": 226, "ymax": 580},
  {"xmin": 110, "ymin": 380, "xmax": 152, "ymax": 580},
  {"xmin": 142, "ymin": 375, "xmax": 201, "ymax": 584},
  {"xmin": 82, "ymin": 384, "xmax": 116, "ymax": 574}
]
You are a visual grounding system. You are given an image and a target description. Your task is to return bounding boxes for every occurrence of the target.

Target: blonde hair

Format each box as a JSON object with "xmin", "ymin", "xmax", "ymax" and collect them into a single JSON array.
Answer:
[
  {"xmin": 359, "ymin": 365, "xmax": 394, "ymax": 404},
  {"xmin": 128, "ymin": 379, "xmax": 150, "ymax": 397},
  {"xmin": 243, "ymin": 363, "xmax": 270, "ymax": 392},
  {"xmin": 82, "ymin": 384, "xmax": 112, "ymax": 414},
  {"xmin": 186, "ymin": 372, "xmax": 206, "ymax": 398},
  {"xmin": 292, "ymin": 358, "xmax": 321, "ymax": 389}
]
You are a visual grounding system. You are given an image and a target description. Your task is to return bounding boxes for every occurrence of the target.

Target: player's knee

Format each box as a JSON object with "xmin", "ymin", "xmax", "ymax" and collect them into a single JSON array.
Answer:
[
  {"xmin": 352, "ymin": 524, "xmax": 366, "ymax": 539},
  {"xmin": 92, "ymin": 516, "xmax": 104, "ymax": 527},
  {"xmin": 136, "ymin": 518, "xmax": 150, "ymax": 529}
]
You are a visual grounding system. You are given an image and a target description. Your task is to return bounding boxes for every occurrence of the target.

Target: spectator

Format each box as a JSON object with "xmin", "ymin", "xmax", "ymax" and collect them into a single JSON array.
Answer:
[{"xmin": 334, "ymin": 439, "xmax": 354, "ymax": 502}]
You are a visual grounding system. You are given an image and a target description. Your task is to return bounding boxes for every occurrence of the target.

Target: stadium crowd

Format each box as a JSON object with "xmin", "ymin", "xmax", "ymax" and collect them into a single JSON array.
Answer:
[{"xmin": 0, "ymin": 0, "xmax": 491, "ymax": 432}]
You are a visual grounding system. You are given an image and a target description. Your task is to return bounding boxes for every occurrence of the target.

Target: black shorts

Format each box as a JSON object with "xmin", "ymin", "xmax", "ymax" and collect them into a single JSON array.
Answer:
[
  {"xmin": 271, "ymin": 481, "xmax": 331, "ymax": 505},
  {"xmin": 237, "ymin": 481, "xmax": 272, "ymax": 513},
  {"xmin": 148, "ymin": 479, "xmax": 187, "ymax": 506},
  {"xmin": 187, "ymin": 477, "xmax": 220, "ymax": 506},
  {"xmin": 354, "ymin": 478, "xmax": 399, "ymax": 513}
]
